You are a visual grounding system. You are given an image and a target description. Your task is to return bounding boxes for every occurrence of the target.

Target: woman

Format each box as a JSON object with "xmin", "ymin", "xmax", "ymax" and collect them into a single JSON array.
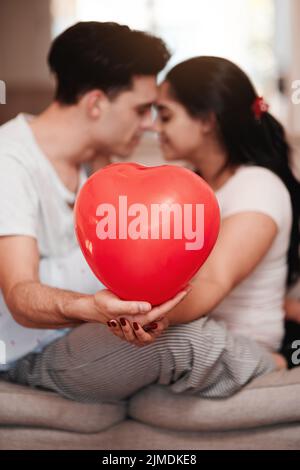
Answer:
[{"xmin": 110, "ymin": 57, "xmax": 300, "ymax": 358}]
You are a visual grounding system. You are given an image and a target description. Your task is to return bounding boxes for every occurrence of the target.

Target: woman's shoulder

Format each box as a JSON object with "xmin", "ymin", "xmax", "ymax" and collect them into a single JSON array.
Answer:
[
  {"xmin": 217, "ymin": 165, "xmax": 292, "ymax": 227},
  {"xmin": 233, "ymin": 164, "xmax": 285, "ymax": 184},
  {"xmin": 224, "ymin": 165, "xmax": 290, "ymax": 199}
]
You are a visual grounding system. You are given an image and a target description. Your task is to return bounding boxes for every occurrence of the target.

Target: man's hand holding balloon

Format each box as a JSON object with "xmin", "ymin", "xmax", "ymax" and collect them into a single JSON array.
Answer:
[
  {"xmin": 90, "ymin": 286, "xmax": 190, "ymax": 336},
  {"xmin": 105, "ymin": 286, "xmax": 192, "ymax": 346}
]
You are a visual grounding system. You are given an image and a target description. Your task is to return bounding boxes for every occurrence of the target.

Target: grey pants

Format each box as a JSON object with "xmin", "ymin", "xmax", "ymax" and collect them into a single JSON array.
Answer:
[{"xmin": 0, "ymin": 317, "xmax": 275, "ymax": 403}]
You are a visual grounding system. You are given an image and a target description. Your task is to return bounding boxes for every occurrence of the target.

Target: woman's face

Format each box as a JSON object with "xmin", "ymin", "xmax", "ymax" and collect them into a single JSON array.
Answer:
[{"xmin": 156, "ymin": 81, "xmax": 211, "ymax": 162}]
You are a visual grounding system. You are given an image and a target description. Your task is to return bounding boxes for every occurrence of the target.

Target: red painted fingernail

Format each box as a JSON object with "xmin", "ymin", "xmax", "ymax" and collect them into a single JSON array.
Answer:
[
  {"xmin": 133, "ymin": 322, "xmax": 139, "ymax": 330},
  {"xmin": 149, "ymin": 322, "xmax": 158, "ymax": 329},
  {"xmin": 120, "ymin": 317, "xmax": 126, "ymax": 326},
  {"xmin": 107, "ymin": 321, "xmax": 112, "ymax": 327},
  {"xmin": 110, "ymin": 320, "xmax": 117, "ymax": 327}
]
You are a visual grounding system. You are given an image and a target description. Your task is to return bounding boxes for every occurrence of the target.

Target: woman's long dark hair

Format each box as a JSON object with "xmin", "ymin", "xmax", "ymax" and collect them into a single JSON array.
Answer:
[{"xmin": 166, "ymin": 56, "xmax": 300, "ymax": 286}]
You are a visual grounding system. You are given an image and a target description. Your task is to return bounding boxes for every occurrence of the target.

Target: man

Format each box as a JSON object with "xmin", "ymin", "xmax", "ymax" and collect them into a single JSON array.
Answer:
[{"xmin": 0, "ymin": 22, "xmax": 279, "ymax": 402}]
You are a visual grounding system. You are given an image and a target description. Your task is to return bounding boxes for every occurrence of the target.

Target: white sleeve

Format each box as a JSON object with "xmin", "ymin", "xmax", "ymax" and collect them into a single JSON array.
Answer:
[
  {"xmin": 221, "ymin": 168, "xmax": 291, "ymax": 229},
  {"xmin": 0, "ymin": 155, "xmax": 39, "ymax": 238}
]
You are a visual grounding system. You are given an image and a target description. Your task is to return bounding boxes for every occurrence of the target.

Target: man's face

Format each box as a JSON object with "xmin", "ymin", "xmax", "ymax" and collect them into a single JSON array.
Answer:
[{"xmin": 93, "ymin": 75, "xmax": 158, "ymax": 157}]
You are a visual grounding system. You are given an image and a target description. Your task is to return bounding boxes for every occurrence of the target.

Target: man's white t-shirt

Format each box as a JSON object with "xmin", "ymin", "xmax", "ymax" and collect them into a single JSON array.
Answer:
[
  {"xmin": 212, "ymin": 165, "xmax": 292, "ymax": 351},
  {"xmin": 0, "ymin": 114, "xmax": 104, "ymax": 370}
]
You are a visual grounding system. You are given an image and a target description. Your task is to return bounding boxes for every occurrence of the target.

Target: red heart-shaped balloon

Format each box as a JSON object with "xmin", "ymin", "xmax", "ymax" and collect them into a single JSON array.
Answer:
[{"xmin": 75, "ymin": 163, "xmax": 220, "ymax": 305}]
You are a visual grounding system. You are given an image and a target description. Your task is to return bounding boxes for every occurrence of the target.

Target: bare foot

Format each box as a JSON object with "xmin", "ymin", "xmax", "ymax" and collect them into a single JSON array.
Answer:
[
  {"xmin": 284, "ymin": 298, "xmax": 300, "ymax": 323},
  {"xmin": 272, "ymin": 352, "xmax": 287, "ymax": 370}
]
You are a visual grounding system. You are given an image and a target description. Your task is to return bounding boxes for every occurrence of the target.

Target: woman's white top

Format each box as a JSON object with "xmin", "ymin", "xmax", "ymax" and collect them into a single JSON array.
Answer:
[{"xmin": 211, "ymin": 165, "xmax": 292, "ymax": 351}]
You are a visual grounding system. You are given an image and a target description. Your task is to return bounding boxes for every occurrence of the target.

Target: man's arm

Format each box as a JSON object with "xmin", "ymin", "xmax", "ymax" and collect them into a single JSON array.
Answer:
[
  {"xmin": 0, "ymin": 235, "xmax": 188, "ymax": 329},
  {"xmin": 0, "ymin": 235, "xmax": 155, "ymax": 329}
]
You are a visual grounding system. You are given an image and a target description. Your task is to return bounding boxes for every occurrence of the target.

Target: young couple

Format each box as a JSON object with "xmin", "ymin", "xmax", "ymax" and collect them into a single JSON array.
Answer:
[{"xmin": 0, "ymin": 21, "xmax": 299, "ymax": 403}]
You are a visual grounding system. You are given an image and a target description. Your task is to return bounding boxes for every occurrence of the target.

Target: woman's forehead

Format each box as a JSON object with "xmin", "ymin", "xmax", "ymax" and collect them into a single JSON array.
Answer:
[{"xmin": 157, "ymin": 81, "xmax": 173, "ymax": 104}]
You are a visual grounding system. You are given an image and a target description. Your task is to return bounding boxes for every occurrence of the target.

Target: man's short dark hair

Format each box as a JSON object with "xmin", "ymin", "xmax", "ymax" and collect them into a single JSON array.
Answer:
[{"xmin": 48, "ymin": 21, "xmax": 171, "ymax": 104}]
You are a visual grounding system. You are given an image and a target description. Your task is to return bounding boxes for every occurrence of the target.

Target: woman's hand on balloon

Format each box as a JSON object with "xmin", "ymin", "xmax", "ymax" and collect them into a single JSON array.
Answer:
[
  {"xmin": 107, "ymin": 316, "xmax": 170, "ymax": 347},
  {"xmin": 123, "ymin": 287, "xmax": 192, "ymax": 327},
  {"xmin": 93, "ymin": 287, "xmax": 191, "ymax": 326},
  {"xmin": 104, "ymin": 287, "xmax": 192, "ymax": 345}
]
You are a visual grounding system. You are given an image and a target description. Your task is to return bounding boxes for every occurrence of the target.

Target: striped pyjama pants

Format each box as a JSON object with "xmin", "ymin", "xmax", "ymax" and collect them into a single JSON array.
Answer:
[{"xmin": 0, "ymin": 316, "xmax": 275, "ymax": 403}]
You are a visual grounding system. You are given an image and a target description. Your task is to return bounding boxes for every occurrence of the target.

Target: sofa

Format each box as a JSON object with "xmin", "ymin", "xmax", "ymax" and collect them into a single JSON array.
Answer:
[{"xmin": 0, "ymin": 365, "xmax": 300, "ymax": 450}]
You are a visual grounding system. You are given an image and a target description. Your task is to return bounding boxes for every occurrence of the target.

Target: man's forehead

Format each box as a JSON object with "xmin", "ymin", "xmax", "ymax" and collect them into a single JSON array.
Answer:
[{"xmin": 130, "ymin": 75, "xmax": 158, "ymax": 102}]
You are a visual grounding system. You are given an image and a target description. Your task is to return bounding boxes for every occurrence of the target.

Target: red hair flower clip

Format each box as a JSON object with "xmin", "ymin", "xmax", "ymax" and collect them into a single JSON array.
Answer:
[{"xmin": 252, "ymin": 96, "xmax": 269, "ymax": 120}]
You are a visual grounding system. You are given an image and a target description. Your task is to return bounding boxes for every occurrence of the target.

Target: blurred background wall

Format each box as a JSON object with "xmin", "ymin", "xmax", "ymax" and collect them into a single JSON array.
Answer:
[
  {"xmin": 0, "ymin": 0, "xmax": 53, "ymax": 121},
  {"xmin": 0, "ymin": 0, "xmax": 299, "ymax": 173}
]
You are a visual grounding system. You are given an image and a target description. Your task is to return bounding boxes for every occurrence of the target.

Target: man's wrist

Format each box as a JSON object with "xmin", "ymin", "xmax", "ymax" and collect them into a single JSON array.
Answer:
[{"xmin": 60, "ymin": 292, "xmax": 105, "ymax": 324}]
